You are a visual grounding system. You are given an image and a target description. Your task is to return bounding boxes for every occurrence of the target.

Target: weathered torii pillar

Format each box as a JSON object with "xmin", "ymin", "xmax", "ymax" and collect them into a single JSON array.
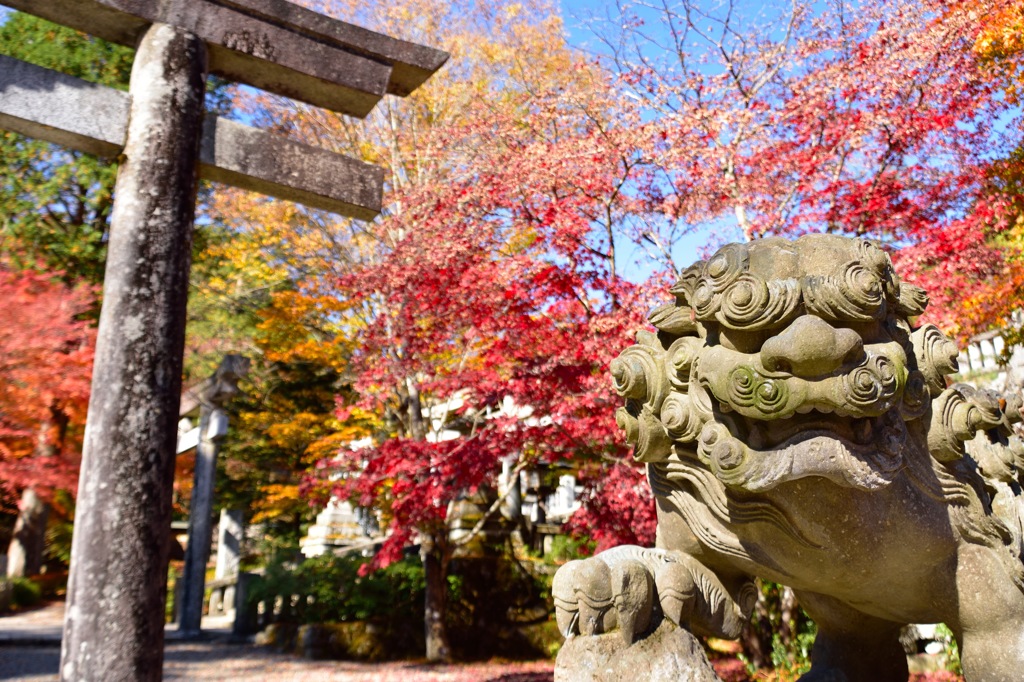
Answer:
[{"xmin": 0, "ymin": 2, "xmax": 446, "ymax": 679}]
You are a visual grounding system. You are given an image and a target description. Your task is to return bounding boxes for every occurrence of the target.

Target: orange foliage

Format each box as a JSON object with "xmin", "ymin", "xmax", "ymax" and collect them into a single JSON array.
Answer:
[
  {"xmin": 0, "ymin": 265, "xmax": 94, "ymax": 501},
  {"xmin": 973, "ymin": 0, "xmax": 1024, "ymax": 102}
]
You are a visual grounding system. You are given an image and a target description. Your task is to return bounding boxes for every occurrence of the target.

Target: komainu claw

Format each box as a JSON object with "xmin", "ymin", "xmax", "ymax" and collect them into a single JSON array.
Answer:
[
  {"xmin": 575, "ymin": 556, "xmax": 615, "ymax": 636},
  {"xmin": 551, "ymin": 545, "xmax": 752, "ymax": 645},
  {"xmin": 655, "ymin": 560, "xmax": 696, "ymax": 627},
  {"xmin": 610, "ymin": 558, "xmax": 654, "ymax": 644},
  {"xmin": 553, "ymin": 560, "xmax": 583, "ymax": 637}
]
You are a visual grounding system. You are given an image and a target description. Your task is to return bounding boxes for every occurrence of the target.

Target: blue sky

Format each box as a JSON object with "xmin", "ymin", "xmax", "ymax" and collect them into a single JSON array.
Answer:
[{"xmin": 555, "ymin": 0, "xmax": 782, "ymax": 277}]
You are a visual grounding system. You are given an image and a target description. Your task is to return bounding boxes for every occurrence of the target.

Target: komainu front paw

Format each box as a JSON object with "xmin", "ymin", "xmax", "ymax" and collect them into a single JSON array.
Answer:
[
  {"xmin": 552, "ymin": 545, "xmax": 656, "ymax": 644},
  {"xmin": 552, "ymin": 545, "xmax": 756, "ymax": 645}
]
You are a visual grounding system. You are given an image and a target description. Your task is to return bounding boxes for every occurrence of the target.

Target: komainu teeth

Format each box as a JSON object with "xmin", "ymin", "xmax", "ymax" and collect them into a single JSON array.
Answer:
[
  {"xmin": 747, "ymin": 423, "xmax": 766, "ymax": 448},
  {"xmin": 854, "ymin": 418, "xmax": 872, "ymax": 443}
]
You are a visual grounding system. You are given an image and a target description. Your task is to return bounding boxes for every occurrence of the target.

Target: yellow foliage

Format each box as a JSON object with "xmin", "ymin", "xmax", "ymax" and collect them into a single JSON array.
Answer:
[
  {"xmin": 266, "ymin": 412, "xmax": 328, "ymax": 451},
  {"xmin": 256, "ymin": 289, "xmax": 359, "ymax": 370},
  {"xmin": 251, "ymin": 483, "xmax": 303, "ymax": 523},
  {"xmin": 972, "ymin": 0, "xmax": 1024, "ymax": 102}
]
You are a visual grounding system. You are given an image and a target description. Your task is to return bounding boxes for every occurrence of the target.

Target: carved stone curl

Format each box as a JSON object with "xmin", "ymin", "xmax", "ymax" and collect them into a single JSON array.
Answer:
[{"xmin": 554, "ymin": 234, "xmax": 1024, "ymax": 682}]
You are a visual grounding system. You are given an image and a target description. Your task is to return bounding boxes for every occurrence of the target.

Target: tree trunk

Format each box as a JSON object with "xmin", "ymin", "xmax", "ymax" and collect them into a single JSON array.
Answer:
[
  {"xmin": 405, "ymin": 375, "xmax": 427, "ymax": 441},
  {"xmin": 6, "ymin": 487, "xmax": 49, "ymax": 577},
  {"xmin": 421, "ymin": 532, "xmax": 452, "ymax": 662},
  {"xmin": 404, "ymin": 375, "xmax": 452, "ymax": 661},
  {"xmin": 739, "ymin": 586, "xmax": 771, "ymax": 670},
  {"xmin": 779, "ymin": 585, "xmax": 798, "ymax": 644}
]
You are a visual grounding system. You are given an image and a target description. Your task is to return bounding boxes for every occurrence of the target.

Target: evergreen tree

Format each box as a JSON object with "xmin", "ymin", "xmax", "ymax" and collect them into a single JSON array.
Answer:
[{"xmin": 0, "ymin": 12, "xmax": 133, "ymax": 284}]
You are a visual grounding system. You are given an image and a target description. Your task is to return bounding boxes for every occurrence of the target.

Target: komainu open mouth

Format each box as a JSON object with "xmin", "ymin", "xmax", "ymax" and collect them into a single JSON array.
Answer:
[
  {"xmin": 737, "ymin": 411, "xmax": 891, "ymax": 451},
  {"xmin": 695, "ymin": 409, "xmax": 908, "ymax": 493}
]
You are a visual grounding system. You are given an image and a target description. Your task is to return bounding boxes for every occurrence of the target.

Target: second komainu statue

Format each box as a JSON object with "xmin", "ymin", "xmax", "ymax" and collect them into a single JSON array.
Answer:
[{"xmin": 553, "ymin": 234, "xmax": 1024, "ymax": 681}]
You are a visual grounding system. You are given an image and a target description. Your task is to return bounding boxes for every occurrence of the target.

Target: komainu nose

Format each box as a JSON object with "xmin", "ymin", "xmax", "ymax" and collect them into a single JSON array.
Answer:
[{"xmin": 760, "ymin": 315, "xmax": 863, "ymax": 378}]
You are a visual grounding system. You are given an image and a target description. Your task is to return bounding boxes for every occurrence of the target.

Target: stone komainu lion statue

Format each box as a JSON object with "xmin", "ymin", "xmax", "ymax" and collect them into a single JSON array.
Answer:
[{"xmin": 552, "ymin": 235, "xmax": 1024, "ymax": 681}]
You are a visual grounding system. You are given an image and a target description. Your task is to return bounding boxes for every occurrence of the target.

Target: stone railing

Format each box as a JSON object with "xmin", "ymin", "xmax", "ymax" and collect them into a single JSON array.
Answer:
[
  {"xmin": 173, "ymin": 571, "xmax": 260, "ymax": 637},
  {"xmin": 205, "ymin": 575, "xmax": 239, "ymax": 620},
  {"xmin": 957, "ymin": 311, "xmax": 1024, "ymax": 380},
  {"xmin": 957, "ymin": 329, "xmax": 1006, "ymax": 375},
  {"xmin": 209, "ymin": 571, "xmax": 324, "ymax": 633}
]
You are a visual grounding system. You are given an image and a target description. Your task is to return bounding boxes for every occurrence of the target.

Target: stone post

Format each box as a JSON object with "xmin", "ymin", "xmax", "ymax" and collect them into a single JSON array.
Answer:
[
  {"xmin": 178, "ymin": 355, "xmax": 247, "ymax": 636},
  {"xmin": 501, "ymin": 457, "xmax": 523, "ymax": 522},
  {"xmin": 178, "ymin": 405, "xmax": 221, "ymax": 636},
  {"xmin": 60, "ymin": 24, "xmax": 207, "ymax": 682},
  {"xmin": 232, "ymin": 571, "xmax": 260, "ymax": 638},
  {"xmin": 215, "ymin": 509, "xmax": 244, "ymax": 580}
]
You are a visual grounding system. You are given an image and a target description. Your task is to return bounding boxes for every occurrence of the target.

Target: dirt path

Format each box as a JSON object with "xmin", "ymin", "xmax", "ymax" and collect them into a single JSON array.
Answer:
[
  {"xmin": 0, "ymin": 643, "xmax": 554, "ymax": 682},
  {"xmin": 0, "ymin": 602, "xmax": 553, "ymax": 681}
]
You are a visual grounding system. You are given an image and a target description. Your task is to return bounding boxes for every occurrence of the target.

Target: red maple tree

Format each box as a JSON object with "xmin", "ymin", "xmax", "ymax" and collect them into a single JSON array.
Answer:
[
  {"xmin": 315, "ymin": 165, "xmax": 659, "ymax": 659},
  {"xmin": 596, "ymin": 0, "xmax": 1022, "ymax": 338},
  {"xmin": 0, "ymin": 265, "xmax": 94, "ymax": 497}
]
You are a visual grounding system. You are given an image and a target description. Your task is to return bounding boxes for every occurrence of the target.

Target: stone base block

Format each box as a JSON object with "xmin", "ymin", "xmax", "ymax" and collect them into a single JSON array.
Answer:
[{"xmin": 554, "ymin": 620, "xmax": 720, "ymax": 682}]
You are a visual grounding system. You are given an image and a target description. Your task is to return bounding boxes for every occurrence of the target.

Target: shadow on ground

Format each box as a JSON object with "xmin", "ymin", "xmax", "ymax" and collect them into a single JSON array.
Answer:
[{"xmin": 0, "ymin": 645, "xmax": 59, "ymax": 680}]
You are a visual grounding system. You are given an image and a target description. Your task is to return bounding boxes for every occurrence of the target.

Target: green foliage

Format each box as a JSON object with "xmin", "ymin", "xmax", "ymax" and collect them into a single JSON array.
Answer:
[
  {"xmin": 768, "ymin": 625, "xmax": 816, "ymax": 678},
  {"xmin": 214, "ymin": 359, "xmax": 348, "ymax": 536},
  {"xmin": 182, "ymin": 224, "xmax": 269, "ymax": 383},
  {"xmin": 250, "ymin": 552, "xmax": 558, "ymax": 661},
  {"xmin": 445, "ymin": 556, "xmax": 557, "ymax": 660},
  {"xmin": 9, "ymin": 577, "xmax": 42, "ymax": 608},
  {"xmin": 545, "ymin": 534, "xmax": 595, "ymax": 563},
  {"xmin": 739, "ymin": 581, "xmax": 817, "ymax": 676},
  {"xmin": 249, "ymin": 552, "xmax": 428, "ymax": 658},
  {"xmin": 0, "ymin": 13, "xmax": 133, "ymax": 87},
  {"xmin": 251, "ymin": 553, "xmax": 426, "ymax": 627},
  {"xmin": 0, "ymin": 12, "xmax": 234, "ymax": 288},
  {"xmin": 166, "ymin": 565, "xmax": 179, "ymax": 624},
  {"xmin": 0, "ymin": 12, "xmax": 132, "ymax": 285},
  {"xmin": 43, "ymin": 521, "xmax": 74, "ymax": 566},
  {"xmin": 934, "ymin": 623, "xmax": 963, "ymax": 675},
  {"xmin": 44, "ymin": 491, "xmax": 75, "ymax": 567}
]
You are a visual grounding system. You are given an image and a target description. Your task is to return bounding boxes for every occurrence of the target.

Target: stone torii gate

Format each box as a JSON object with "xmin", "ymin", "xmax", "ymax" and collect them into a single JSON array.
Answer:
[{"xmin": 0, "ymin": 1, "xmax": 446, "ymax": 679}]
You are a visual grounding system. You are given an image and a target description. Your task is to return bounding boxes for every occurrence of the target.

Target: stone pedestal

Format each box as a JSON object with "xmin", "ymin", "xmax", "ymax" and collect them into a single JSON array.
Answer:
[
  {"xmin": 300, "ymin": 501, "xmax": 367, "ymax": 557},
  {"xmin": 555, "ymin": 621, "xmax": 720, "ymax": 682}
]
